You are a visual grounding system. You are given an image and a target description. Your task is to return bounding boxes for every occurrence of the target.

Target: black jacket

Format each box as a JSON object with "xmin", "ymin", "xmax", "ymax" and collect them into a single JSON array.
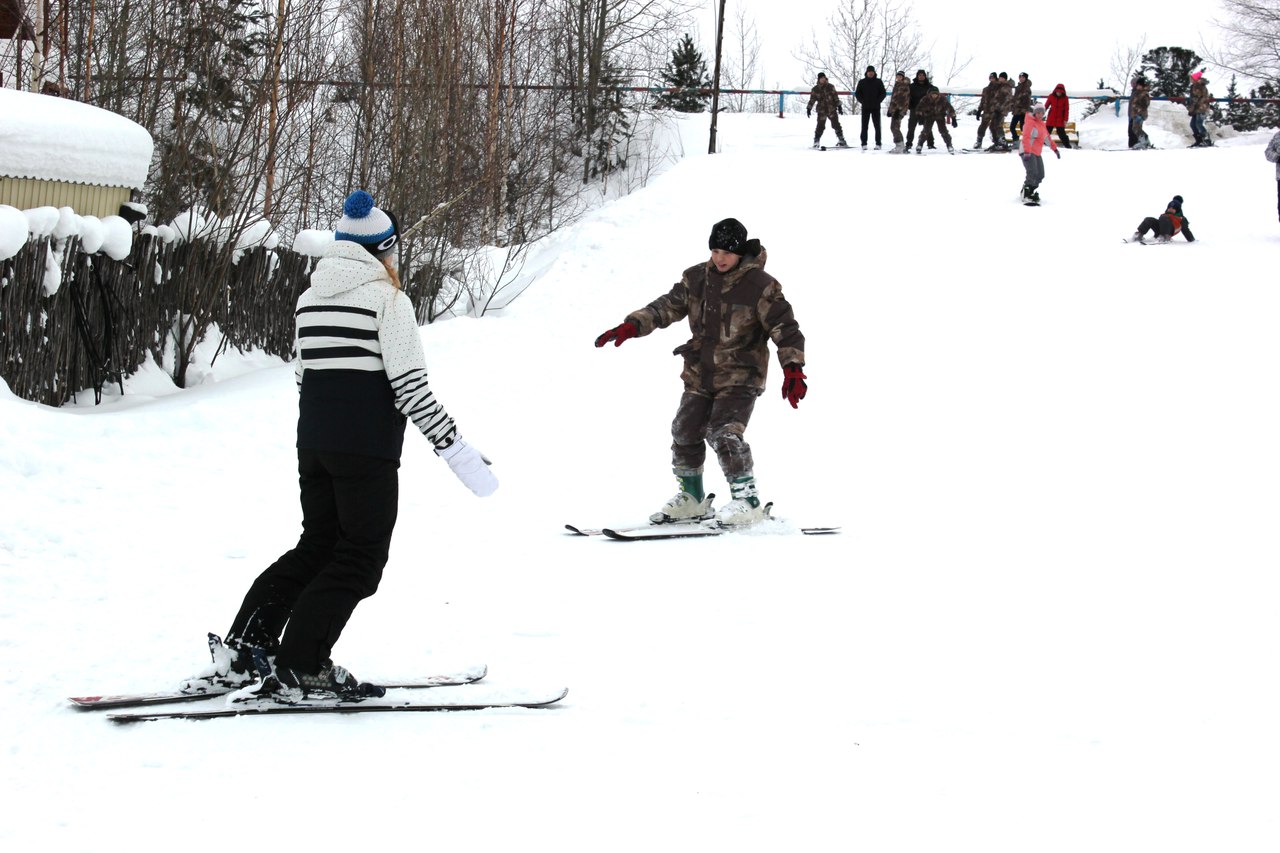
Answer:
[
  {"xmin": 908, "ymin": 76, "xmax": 931, "ymax": 109},
  {"xmin": 855, "ymin": 76, "xmax": 887, "ymax": 107}
]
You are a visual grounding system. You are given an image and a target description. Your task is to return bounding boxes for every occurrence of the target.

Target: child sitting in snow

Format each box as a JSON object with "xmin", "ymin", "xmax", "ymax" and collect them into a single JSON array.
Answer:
[{"xmin": 1132, "ymin": 196, "xmax": 1196, "ymax": 243}]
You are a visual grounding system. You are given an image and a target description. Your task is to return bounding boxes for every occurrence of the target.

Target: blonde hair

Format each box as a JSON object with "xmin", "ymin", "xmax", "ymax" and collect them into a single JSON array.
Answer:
[{"xmin": 381, "ymin": 256, "xmax": 402, "ymax": 290}]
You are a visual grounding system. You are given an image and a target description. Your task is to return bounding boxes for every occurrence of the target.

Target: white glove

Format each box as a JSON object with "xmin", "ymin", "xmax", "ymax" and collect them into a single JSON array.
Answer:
[{"xmin": 437, "ymin": 439, "xmax": 498, "ymax": 497}]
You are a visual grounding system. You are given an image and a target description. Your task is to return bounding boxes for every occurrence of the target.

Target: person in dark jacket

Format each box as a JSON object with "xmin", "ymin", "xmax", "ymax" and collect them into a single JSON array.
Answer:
[
  {"xmin": 855, "ymin": 65, "xmax": 887, "ymax": 149},
  {"xmin": 1129, "ymin": 79, "xmax": 1153, "ymax": 149},
  {"xmin": 1008, "ymin": 72, "xmax": 1033, "ymax": 141},
  {"xmin": 594, "ymin": 218, "xmax": 807, "ymax": 529},
  {"xmin": 1132, "ymin": 195, "xmax": 1196, "ymax": 242},
  {"xmin": 806, "ymin": 72, "xmax": 847, "ymax": 148},
  {"xmin": 184, "ymin": 191, "xmax": 499, "ymax": 701},
  {"xmin": 914, "ymin": 86, "xmax": 956, "ymax": 154},
  {"xmin": 905, "ymin": 69, "xmax": 933, "ymax": 150},
  {"xmin": 887, "ymin": 70, "xmax": 911, "ymax": 153}
]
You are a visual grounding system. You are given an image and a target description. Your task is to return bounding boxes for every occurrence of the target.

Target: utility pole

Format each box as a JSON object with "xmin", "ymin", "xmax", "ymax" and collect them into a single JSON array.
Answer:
[{"xmin": 707, "ymin": 0, "xmax": 726, "ymax": 154}]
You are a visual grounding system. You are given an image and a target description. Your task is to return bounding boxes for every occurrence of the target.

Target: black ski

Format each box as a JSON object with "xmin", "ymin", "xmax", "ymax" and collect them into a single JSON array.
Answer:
[
  {"xmin": 107, "ymin": 686, "xmax": 568, "ymax": 723},
  {"xmin": 70, "ymin": 664, "xmax": 488, "ymax": 711}
]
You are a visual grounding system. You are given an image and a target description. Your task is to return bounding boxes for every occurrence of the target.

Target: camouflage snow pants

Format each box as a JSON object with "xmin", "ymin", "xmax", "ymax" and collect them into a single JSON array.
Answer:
[
  {"xmin": 669, "ymin": 389, "xmax": 758, "ymax": 480},
  {"xmin": 814, "ymin": 113, "xmax": 845, "ymax": 143},
  {"xmin": 890, "ymin": 112, "xmax": 905, "ymax": 144},
  {"xmin": 978, "ymin": 111, "xmax": 1007, "ymax": 145}
]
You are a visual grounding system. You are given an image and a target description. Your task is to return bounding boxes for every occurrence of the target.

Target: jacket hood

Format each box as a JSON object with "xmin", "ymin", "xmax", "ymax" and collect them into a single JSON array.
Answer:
[
  {"xmin": 1052, "ymin": 84, "xmax": 1066, "ymax": 95},
  {"xmin": 310, "ymin": 239, "xmax": 392, "ymax": 298}
]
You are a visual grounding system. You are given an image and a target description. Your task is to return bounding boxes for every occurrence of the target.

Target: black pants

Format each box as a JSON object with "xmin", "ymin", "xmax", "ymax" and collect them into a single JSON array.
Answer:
[
  {"xmin": 1049, "ymin": 126, "xmax": 1072, "ymax": 148},
  {"xmin": 1137, "ymin": 215, "xmax": 1175, "ymax": 239},
  {"xmin": 1009, "ymin": 112, "xmax": 1025, "ymax": 141},
  {"xmin": 228, "ymin": 449, "xmax": 399, "ymax": 673},
  {"xmin": 860, "ymin": 109, "xmax": 882, "ymax": 145},
  {"xmin": 670, "ymin": 390, "xmax": 759, "ymax": 479}
]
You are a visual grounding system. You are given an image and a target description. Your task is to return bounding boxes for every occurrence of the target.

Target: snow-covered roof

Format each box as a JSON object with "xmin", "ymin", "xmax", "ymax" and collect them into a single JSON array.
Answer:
[{"xmin": 0, "ymin": 88, "xmax": 153, "ymax": 190}]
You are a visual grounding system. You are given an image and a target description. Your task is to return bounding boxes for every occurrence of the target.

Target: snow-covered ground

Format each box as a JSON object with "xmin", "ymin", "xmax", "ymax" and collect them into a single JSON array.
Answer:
[{"xmin": 3, "ymin": 108, "xmax": 1279, "ymax": 852}]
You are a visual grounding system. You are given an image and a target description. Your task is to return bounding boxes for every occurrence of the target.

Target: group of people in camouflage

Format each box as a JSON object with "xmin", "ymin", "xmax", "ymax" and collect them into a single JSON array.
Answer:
[
  {"xmin": 810, "ymin": 68, "xmax": 1070, "ymax": 155},
  {"xmin": 1126, "ymin": 70, "xmax": 1215, "ymax": 150}
]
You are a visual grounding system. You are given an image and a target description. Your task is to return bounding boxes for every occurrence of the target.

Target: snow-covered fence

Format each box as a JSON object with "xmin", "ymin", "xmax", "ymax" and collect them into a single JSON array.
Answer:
[{"xmin": 0, "ymin": 231, "xmax": 312, "ymax": 406}]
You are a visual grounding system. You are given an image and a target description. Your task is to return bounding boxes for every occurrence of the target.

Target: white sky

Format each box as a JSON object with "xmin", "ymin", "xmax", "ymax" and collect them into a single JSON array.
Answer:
[{"xmin": 688, "ymin": 0, "xmax": 1223, "ymax": 92}]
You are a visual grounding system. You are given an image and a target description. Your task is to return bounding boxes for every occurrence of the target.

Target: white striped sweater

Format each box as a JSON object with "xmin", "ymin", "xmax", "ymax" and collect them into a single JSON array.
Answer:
[{"xmin": 293, "ymin": 240, "xmax": 458, "ymax": 459}]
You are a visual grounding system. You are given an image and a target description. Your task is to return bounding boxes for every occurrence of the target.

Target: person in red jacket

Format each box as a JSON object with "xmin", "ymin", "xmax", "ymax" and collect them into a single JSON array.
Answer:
[{"xmin": 1044, "ymin": 83, "xmax": 1072, "ymax": 148}]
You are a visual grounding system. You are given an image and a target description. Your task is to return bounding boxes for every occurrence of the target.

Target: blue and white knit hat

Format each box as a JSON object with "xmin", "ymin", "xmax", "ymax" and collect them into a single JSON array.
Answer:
[{"xmin": 334, "ymin": 190, "xmax": 399, "ymax": 257}]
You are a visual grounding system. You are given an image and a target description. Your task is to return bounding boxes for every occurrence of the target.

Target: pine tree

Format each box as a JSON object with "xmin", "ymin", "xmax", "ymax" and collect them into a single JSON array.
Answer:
[
  {"xmin": 1139, "ymin": 46, "xmax": 1202, "ymax": 100},
  {"xmin": 1223, "ymin": 75, "xmax": 1258, "ymax": 131},
  {"xmin": 655, "ymin": 34, "xmax": 712, "ymax": 113}
]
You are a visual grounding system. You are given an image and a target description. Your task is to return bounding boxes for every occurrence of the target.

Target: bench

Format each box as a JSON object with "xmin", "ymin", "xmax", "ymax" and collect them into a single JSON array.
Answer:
[{"xmin": 1005, "ymin": 120, "xmax": 1078, "ymax": 145}]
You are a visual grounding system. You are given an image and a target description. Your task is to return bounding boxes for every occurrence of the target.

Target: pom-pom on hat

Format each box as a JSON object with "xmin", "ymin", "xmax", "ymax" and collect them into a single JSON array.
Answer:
[
  {"xmin": 335, "ymin": 190, "xmax": 399, "ymax": 257},
  {"xmin": 1191, "ymin": 70, "xmax": 1203, "ymax": 81}
]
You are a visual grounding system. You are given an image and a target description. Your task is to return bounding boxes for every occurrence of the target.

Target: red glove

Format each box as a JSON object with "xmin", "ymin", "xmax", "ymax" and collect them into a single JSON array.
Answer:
[
  {"xmin": 782, "ymin": 364, "xmax": 807, "ymax": 408},
  {"xmin": 594, "ymin": 322, "xmax": 638, "ymax": 348}
]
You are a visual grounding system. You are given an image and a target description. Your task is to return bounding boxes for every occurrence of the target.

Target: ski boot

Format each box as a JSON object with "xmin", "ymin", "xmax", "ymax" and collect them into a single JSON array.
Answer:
[
  {"xmin": 650, "ymin": 470, "xmax": 715, "ymax": 524},
  {"xmin": 1155, "ymin": 234, "xmax": 1172, "ymax": 243},
  {"xmin": 947, "ymin": 144, "xmax": 955, "ymax": 154},
  {"xmin": 836, "ymin": 136, "xmax": 849, "ymax": 148},
  {"xmin": 179, "ymin": 633, "xmax": 271, "ymax": 695},
  {"xmin": 915, "ymin": 142, "xmax": 924, "ymax": 154},
  {"xmin": 812, "ymin": 137, "xmax": 821, "ymax": 149},
  {"xmin": 1130, "ymin": 231, "xmax": 1146, "ymax": 244},
  {"xmin": 267, "ymin": 661, "xmax": 384, "ymax": 701},
  {"xmin": 715, "ymin": 475, "xmax": 768, "ymax": 528}
]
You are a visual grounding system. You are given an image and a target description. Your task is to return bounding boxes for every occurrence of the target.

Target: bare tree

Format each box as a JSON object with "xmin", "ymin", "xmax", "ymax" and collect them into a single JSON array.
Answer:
[
  {"xmin": 720, "ymin": 5, "xmax": 760, "ymax": 112},
  {"xmin": 796, "ymin": 0, "xmax": 924, "ymax": 111},
  {"xmin": 1207, "ymin": 0, "xmax": 1280, "ymax": 86},
  {"xmin": 1111, "ymin": 36, "xmax": 1149, "ymax": 90}
]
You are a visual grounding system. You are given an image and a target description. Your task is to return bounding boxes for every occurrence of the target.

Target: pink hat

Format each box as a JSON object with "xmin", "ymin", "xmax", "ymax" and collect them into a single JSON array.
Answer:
[{"xmin": 1191, "ymin": 71, "xmax": 1203, "ymax": 81}]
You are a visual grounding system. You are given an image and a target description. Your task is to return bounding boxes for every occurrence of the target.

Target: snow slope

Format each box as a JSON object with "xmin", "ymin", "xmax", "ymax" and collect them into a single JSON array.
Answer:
[{"xmin": 3, "ymin": 110, "xmax": 1280, "ymax": 852}]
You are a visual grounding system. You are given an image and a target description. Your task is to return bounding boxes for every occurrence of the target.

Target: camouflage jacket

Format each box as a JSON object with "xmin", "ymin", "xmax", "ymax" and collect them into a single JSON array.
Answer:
[
  {"xmin": 1129, "ymin": 88, "xmax": 1151, "ymax": 119},
  {"xmin": 994, "ymin": 79, "xmax": 1014, "ymax": 113},
  {"xmin": 889, "ymin": 79, "xmax": 911, "ymax": 116},
  {"xmin": 915, "ymin": 90, "xmax": 956, "ymax": 123},
  {"xmin": 1012, "ymin": 79, "xmax": 1032, "ymax": 113},
  {"xmin": 978, "ymin": 80, "xmax": 999, "ymax": 114},
  {"xmin": 1188, "ymin": 79, "xmax": 1212, "ymax": 114},
  {"xmin": 807, "ymin": 81, "xmax": 842, "ymax": 118},
  {"xmin": 624, "ymin": 248, "xmax": 805, "ymax": 395}
]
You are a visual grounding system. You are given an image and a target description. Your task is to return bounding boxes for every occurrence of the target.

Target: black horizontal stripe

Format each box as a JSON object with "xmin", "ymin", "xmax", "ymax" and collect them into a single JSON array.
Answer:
[
  {"xmin": 300, "ymin": 345, "xmax": 380, "ymax": 361},
  {"xmin": 297, "ymin": 304, "xmax": 377, "ymax": 318},
  {"xmin": 298, "ymin": 325, "xmax": 379, "ymax": 340}
]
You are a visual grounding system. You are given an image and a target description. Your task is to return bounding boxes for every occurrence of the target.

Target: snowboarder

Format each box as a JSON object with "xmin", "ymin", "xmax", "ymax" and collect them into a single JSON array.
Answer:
[
  {"xmin": 887, "ymin": 70, "xmax": 911, "ymax": 153},
  {"xmin": 806, "ymin": 72, "xmax": 847, "ymax": 148},
  {"xmin": 593, "ymin": 218, "xmax": 807, "ymax": 528},
  {"xmin": 1008, "ymin": 72, "xmax": 1033, "ymax": 142},
  {"xmin": 1267, "ymin": 128, "xmax": 1280, "ymax": 225},
  {"xmin": 914, "ymin": 85, "xmax": 957, "ymax": 154},
  {"xmin": 1187, "ymin": 70, "xmax": 1214, "ymax": 147},
  {"xmin": 1129, "ymin": 79, "xmax": 1153, "ymax": 149},
  {"xmin": 855, "ymin": 65, "xmax": 887, "ymax": 149},
  {"xmin": 1018, "ymin": 104, "xmax": 1060, "ymax": 204},
  {"xmin": 1131, "ymin": 196, "xmax": 1196, "ymax": 242},
  {"xmin": 186, "ymin": 191, "xmax": 499, "ymax": 700},
  {"xmin": 974, "ymin": 72, "xmax": 1001, "ymax": 149},
  {"xmin": 905, "ymin": 69, "xmax": 933, "ymax": 151},
  {"xmin": 1044, "ymin": 83, "xmax": 1072, "ymax": 149}
]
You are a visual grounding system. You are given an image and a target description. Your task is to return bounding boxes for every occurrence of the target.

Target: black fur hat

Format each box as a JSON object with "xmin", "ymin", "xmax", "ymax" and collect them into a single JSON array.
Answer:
[
  {"xmin": 709, "ymin": 218, "xmax": 749, "ymax": 254},
  {"xmin": 708, "ymin": 218, "xmax": 762, "ymax": 257}
]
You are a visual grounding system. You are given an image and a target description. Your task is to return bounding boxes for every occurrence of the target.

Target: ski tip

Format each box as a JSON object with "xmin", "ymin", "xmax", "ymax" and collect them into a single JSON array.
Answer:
[{"xmin": 801, "ymin": 526, "xmax": 842, "ymax": 535}]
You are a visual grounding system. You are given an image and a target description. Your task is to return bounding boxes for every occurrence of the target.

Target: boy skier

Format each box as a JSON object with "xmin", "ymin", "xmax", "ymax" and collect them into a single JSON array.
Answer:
[
  {"xmin": 594, "ymin": 218, "xmax": 807, "ymax": 528},
  {"xmin": 1131, "ymin": 196, "xmax": 1195, "ymax": 242}
]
